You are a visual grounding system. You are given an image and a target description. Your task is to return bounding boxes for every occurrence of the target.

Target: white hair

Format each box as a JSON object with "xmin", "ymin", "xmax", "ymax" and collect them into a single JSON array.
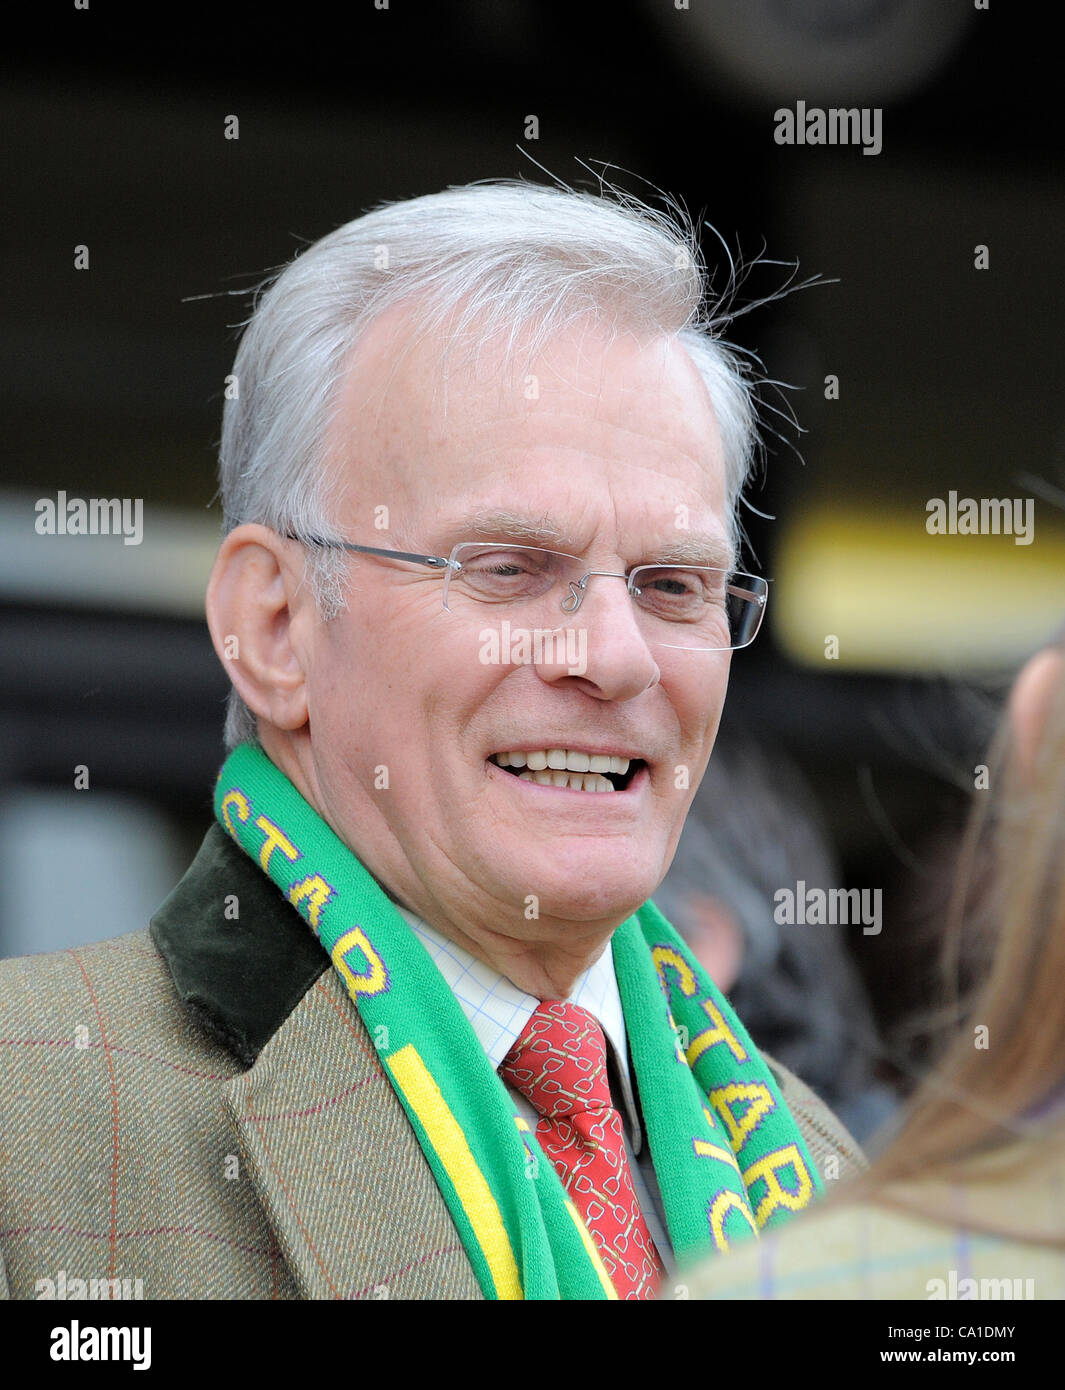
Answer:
[{"xmin": 219, "ymin": 180, "xmax": 767, "ymax": 748}]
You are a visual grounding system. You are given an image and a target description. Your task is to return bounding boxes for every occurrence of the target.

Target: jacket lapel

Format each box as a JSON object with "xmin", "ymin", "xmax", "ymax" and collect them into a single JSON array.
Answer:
[
  {"xmin": 222, "ymin": 968, "xmax": 483, "ymax": 1299},
  {"xmin": 152, "ymin": 824, "xmax": 483, "ymax": 1300}
]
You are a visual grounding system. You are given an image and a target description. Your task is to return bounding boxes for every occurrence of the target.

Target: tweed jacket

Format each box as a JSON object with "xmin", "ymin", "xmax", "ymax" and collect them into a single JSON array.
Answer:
[{"xmin": 0, "ymin": 823, "xmax": 867, "ymax": 1300}]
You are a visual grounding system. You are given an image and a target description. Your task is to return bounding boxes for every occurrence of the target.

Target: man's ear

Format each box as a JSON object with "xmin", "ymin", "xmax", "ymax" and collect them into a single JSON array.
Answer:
[{"xmin": 205, "ymin": 524, "xmax": 311, "ymax": 733}]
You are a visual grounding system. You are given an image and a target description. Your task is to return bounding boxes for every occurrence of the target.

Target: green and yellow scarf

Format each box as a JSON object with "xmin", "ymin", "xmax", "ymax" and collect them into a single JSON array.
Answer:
[{"xmin": 215, "ymin": 742, "xmax": 822, "ymax": 1299}]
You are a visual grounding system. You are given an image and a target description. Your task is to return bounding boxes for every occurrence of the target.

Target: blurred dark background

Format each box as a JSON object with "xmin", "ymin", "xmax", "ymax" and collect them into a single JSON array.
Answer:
[{"xmin": 2, "ymin": 1, "xmax": 1062, "ymax": 1085}]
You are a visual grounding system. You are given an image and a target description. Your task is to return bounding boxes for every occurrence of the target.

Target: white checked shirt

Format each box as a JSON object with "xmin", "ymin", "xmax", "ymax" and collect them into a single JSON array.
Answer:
[{"xmin": 394, "ymin": 904, "xmax": 676, "ymax": 1273}]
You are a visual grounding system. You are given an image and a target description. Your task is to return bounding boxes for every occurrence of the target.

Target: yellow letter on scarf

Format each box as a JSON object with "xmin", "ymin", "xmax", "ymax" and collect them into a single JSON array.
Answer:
[
  {"xmin": 743, "ymin": 1145, "xmax": 815, "ymax": 1225},
  {"xmin": 254, "ymin": 814, "xmax": 301, "ymax": 874},
  {"xmin": 687, "ymin": 997, "xmax": 748, "ymax": 1067}
]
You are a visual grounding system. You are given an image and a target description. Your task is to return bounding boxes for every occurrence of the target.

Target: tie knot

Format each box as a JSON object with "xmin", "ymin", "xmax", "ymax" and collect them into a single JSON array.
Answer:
[{"xmin": 499, "ymin": 1000, "xmax": 611, "ymax": 1120}]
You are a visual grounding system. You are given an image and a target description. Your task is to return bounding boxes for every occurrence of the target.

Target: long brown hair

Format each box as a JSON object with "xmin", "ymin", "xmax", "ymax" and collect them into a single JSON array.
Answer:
[{"xmin": 843, "ymin": 636, "xmax": 1065, "ymax": 1241}]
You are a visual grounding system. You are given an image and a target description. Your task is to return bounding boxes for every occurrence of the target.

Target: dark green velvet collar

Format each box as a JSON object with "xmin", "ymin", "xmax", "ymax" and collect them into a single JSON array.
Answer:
[{"xmin": 149, "ymin": 822, "xmax": 330, "ymax": 1066}]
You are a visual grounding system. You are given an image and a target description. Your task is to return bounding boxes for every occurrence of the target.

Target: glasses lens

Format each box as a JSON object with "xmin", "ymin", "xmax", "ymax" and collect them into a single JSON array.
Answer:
[
  {"xmin": 447, "ymin": 544, "xmax": 579, "ymax": 611},
  {"xmin": 632, "ymin": 567, "xmax": 767, "ymax": 650},
  {"xmin": 726, "ymin": 576, "xmax": 768, "ymax": 648},
  {"xmin": 443, "ymin": 546, "xmax": 767, "ymax": 651}
]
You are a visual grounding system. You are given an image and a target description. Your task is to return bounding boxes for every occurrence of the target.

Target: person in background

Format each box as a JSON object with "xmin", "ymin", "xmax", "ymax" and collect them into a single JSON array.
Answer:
[
  {"xmin": 655, "ymin": 735, "xmax": 897, "ymax": 1145},
  {"xmin": 684, "ymin": 631, "xmax": 1065, "ymax": 1298}
]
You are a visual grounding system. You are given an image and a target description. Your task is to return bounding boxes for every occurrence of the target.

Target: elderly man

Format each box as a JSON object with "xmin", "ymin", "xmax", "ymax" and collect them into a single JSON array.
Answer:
[{"xmin": 0, "ymin": 183, "xmax": 863, "ymax": 1301}]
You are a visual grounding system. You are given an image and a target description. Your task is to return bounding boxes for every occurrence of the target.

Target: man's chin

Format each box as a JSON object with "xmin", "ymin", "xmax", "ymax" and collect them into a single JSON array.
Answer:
[{"xmin": 490, "ymin": 860, "xmax": 662, "ymax": 929}]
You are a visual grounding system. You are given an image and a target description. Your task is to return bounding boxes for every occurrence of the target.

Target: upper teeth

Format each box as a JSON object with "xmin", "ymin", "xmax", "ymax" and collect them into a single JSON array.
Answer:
[{"xmin": 494, "ymin": 750, "xmax": 631, "ymax": 774}]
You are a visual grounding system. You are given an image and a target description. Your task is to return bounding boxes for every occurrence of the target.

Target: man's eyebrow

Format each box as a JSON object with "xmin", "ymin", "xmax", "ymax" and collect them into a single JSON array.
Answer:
[
  {"xmin": 435, "ymin": 509, "xmax": 573, "ymax": 549},
  {"xmin": 435, "ymin": 509, "xmax": 735, "ymax": 569},
  {"xmin": 649, "ymin": 534, "xmax": 735, "ymax": 569}
]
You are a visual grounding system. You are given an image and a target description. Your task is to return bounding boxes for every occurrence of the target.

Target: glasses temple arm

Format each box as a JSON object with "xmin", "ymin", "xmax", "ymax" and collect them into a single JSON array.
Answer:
[
  {"xmin": 727, "ymin": 582, "xmax": 767, "ymax": 606},
  {"xmin": 284, "ymin": 535, "xmax": 457, "ymax": 570}
]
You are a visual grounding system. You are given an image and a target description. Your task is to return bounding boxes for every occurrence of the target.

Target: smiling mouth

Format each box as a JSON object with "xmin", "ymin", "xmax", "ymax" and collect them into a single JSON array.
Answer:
[{"xmin": 489, "ymin": 749, "xmax": 645, "ymax": 792}]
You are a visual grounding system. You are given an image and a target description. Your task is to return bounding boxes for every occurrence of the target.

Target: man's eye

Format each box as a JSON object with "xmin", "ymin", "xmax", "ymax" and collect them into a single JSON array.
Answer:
[
  {"xmin": 648, "ymin": 575, "xmax": 698, "ymax": 596},
  {"xmin": 478, "ymin": 561, "xmax": 530, "ymax": 577},
  {"xmin": 456, "ymin": 552, "xmax": 560, "ymax": 600}
]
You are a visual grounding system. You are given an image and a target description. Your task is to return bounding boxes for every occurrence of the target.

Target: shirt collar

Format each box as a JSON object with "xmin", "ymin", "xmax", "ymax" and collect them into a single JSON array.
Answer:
[{"xmin": 394, "ymin": 905, "xmax": 644, "ymax": 1147}]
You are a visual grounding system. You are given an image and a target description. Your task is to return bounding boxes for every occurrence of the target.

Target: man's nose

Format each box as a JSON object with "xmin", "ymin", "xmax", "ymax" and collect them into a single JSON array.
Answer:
[{"xmin": 534, "ymin": 576, "xmax": 661, "ymax": 700}]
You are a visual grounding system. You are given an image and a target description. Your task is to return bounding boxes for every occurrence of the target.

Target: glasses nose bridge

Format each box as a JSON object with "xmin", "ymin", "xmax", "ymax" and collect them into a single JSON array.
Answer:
[{"xmin": 562, "ymin": 568, "xmax": 637, "ymax": 614}]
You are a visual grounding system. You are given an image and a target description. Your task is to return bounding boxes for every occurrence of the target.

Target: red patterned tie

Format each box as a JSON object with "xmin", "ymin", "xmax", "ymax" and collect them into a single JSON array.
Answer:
[{"xmin": 499, "ymin": 1000, "xmax": 664, "ymax": 1299}]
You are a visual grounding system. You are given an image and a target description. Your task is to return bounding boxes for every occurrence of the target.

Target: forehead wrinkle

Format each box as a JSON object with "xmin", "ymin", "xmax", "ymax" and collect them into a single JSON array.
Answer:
[
  {"xmin": 438, "ymin": 406, "xmax": 718, "ymax": 462},
  {"xmin": 349, "ymin": 326, "xmax": 722, "ymax": 495},
  {"xmin": 431, "ymin": 438, "xmax": 722, "ymax": 513}
]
